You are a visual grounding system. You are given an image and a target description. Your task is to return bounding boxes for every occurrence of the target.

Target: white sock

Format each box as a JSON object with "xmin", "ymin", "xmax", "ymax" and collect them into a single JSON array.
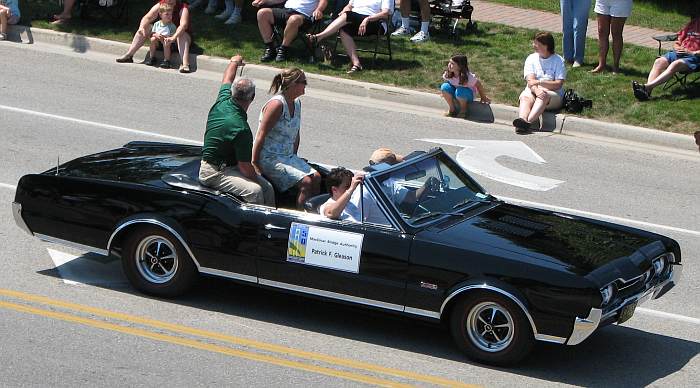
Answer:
[
  {"xmin": 421, "ymin": 22, "xmax": 429, "ymax": 34},
  {"xmin": 402, "ymin": 17, "xmax": 410, "ymax": 29},
  {"xmin": 224, "ymin": 0, "xmax": 234, "ymax": 12}
]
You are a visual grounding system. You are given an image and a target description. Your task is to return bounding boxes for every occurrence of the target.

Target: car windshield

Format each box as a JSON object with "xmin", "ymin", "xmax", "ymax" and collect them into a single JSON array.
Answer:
[{"xmin": 373, "ymin": 154, "xmax": 490, "ymax": 226}]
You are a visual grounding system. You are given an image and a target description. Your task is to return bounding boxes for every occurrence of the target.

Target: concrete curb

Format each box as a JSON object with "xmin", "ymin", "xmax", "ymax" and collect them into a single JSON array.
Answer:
[{"xmin": 7, "ymin": 25, "xmax": 698, "ymax": 152}]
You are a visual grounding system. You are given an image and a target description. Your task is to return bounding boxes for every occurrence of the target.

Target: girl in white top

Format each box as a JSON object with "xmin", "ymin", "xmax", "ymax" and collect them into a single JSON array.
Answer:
[{"xmin": 513, "ymin": 32, "xmax": 566, "ymax": 133}]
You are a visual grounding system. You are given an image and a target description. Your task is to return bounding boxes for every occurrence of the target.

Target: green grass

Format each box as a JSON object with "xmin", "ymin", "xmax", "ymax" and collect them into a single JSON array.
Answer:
[
  {"xmin": 485, "ymin": 0, "xmax": 694, "ymax": 33},
  {"xmin": 20, "ymin": 0, "xmax": 700, "ymax": 134}
]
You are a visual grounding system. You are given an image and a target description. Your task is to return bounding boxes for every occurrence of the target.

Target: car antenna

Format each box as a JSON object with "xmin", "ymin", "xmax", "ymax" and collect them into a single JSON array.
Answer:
[{"xmin": 56, "ymin": 155, "xmax": 60, "ymax": 176}]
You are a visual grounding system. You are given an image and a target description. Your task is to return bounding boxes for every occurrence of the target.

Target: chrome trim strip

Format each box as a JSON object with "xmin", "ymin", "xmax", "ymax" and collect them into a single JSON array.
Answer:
[
  {"xmin": 199, "ymin": 268, "xmax": 258, "ymax": 283},
  {"xmin": 404, "ymin": 307, "xmax": 441, "ymax": 319},
  {"xmin": 12, "ymin": 202, "xmax": 33, "ymax": 236},
  {"xmin": 567, "ymin": 308, "xmax": 602, "ymax": 345},
  {"xmin": 654, "ymin": 264, "xmax": 682, "ymax": 299},
  {"xmin": 534, "ymin": 334, "xmax": 567, "ymax": 344},
  {"xmin": 107, "ymin": 219, "xmax": 203, "ymax": 269},
  {"xmin": 259, "ymin": 278, "xmax": 405, "ymax": 312},
  {"xmin": 440, "ymin": 284, "xmax": 540, "ymax": 338},
  {"xmin": 35, "ymin": 233, "xmax": 108, "ymax": 256}
]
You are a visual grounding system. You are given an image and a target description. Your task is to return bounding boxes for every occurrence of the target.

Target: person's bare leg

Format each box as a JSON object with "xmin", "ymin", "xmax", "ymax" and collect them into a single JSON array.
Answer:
[
  {"xmin": 418, "ymin": 0, "xmax": 431, "ymax": 22},
  {"xmin": 313, "ymin": 13, "xmax": 348, "ymax": 41},
  {"xmin": 297, "ymin": 174, "xmax": 320, "ymax": 209},
  {"xmin": 123, "ymin": 26, "xmax": 152, "ymax": 57},
  {"xmin": 591, "ymin": 14, "xmax": 610, "ymax": 73},
  {"xmin": 441, "ymin": 92, "xmax": 457, "ymax": 115},
  {"xmin": 457, "ymin": 99, "xmax": 468, "ymax": 118},
  {"xmin": 645, "ymin": 60, "xmax": 689, "ymax": 93},
  {"xmin": 339, "ymin": 30, "xmax": 361, "ymax": 67},
  {"xmin": 282, "ymin": 15, "xmax": 304, "ymax": 46},
  {"xmin": 149, "ymin": 36, "xmax": 158, "ymax": 59},
  {"xmin": 527, "ymin": 95, "xmax": 550, "ymax": 123},
  {"xmin": 647, "ymin": 56, "xmax": 670, "ymax": 84},
  {"xmin": 163, "ymin": 40, "xmax": 172, "ymax": 61},
  {"xmin": 256, "ymin": 8, "xmax": 274, "ymax": 43},
  {"xmin": 0, "ymin": 9, "xmax": 7, "ymax": 35},
  {"xmin": 54, "ymin": 0, "xmax": 75, "ymax": 20},
  {"xmin": 519, "ymin": 95, "xmax": 534, "ymax": 121},
  {"xmin": 610, "ymin": 16, "xmax": 627, "ymax": 73},
  {"xmin": 177, "ymin": 32, "xmax": 191, "ymax": 67}
]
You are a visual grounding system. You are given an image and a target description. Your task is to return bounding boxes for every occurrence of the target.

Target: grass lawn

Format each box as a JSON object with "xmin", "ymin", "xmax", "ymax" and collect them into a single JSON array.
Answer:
[
  {"xmin": 485, "ymin": 0, "xmax": 694, "ymax": 33},
  {"xmin": 21, "ymin": 0, "xmax": 700, "ymax": 134}
]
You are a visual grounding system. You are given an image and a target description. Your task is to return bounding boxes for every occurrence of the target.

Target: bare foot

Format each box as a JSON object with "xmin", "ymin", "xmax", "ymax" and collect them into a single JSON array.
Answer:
[{"xmin": 590, "ymin": 65, "xmax": 606, "ymax": 73}]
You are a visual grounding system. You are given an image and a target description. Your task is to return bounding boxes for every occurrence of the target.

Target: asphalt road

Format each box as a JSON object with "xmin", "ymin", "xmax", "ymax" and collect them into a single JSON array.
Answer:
[{"xmin": 1, "ymin": 41, "xmax": 698, "ymax": 387}]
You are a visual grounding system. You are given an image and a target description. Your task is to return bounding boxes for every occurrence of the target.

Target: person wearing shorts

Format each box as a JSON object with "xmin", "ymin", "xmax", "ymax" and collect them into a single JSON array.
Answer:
[
  {"xmin": 0, "ymin": 0, "xmax": 20, "ymax": 41},
  {"xmin": 632, "ymin": 15, "xmax": 700, "ymax": 101},
  {"xmin": 306, "ymin": 0, "xmax": 392, "ymax": 73},
  {"xmin": 254, "ymin": 0, "xmax": 326, "ymax": 62},
  {"xmin": 591, "ymin": 0, "xmax": 632, "ymax": 73},
  {"xmin": 513, "ymin": 32, "xmax": 566, "ymax": 134}
]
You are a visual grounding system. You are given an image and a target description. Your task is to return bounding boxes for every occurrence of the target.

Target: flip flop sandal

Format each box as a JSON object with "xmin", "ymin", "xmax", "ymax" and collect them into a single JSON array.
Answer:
[
  {"xmin": 632, "ymin": 81, "xmax": 649, "ymax": 101},
  {"xmin": 346, "ymin": 65, "xmax": 362, "ymax": 74},
  {"xmin": 179, "ymin": 64, "xmax": 191, "ymax": 73}
]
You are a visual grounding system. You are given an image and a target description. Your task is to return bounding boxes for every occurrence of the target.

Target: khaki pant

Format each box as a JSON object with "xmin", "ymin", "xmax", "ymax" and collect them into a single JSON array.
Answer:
[
  {"xmin": 199, "ymin": 160, "xmax": 275, "ymax": 207},
  {"xmin": 519, "ymin": 88, "xmax": 563, "ymax": 110}
]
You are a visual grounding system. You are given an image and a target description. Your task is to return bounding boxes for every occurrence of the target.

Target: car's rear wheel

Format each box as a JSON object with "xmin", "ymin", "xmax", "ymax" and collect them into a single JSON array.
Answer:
[
  {"xmin": 449, "ymin": 292, "xmax": 534, "ymax": 365},
  {"xmin": 122, "ymin": 226, "xmax": 197, "ymax": 297}
]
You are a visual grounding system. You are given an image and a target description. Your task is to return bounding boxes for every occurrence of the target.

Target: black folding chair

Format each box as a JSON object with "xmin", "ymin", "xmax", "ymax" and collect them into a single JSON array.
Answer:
[
  {"xmin": 262, "ymin": 5, "xmax": 322, "ymax": 63},
  {"xmin": 653, "ymin": 33, "xmax": 700, "ymax": 91}
]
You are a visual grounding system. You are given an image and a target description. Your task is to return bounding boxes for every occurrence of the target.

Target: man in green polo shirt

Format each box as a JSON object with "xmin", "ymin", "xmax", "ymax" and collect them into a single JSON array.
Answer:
[{"xmin": 199, "ymin": 54, "xmax": 275, "ymax": 206}]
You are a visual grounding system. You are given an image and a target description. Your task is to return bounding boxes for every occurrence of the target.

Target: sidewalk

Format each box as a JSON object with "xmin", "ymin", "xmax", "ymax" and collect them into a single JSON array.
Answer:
[{"xmin": 471, "ymin": 0, "xmax": 675, "ymax": 50}]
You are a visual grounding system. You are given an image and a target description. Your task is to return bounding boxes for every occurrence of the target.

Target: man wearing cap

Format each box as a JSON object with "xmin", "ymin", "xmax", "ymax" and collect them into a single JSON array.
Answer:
[{"xmin": 199, "ymin": 54, "xmax": 276, "ymax": 206}]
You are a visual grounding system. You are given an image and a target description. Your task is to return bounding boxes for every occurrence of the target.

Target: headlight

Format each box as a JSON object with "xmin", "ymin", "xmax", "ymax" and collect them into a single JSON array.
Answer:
[
  {"xmin": 653, "ymin": 256, "xmax": 666, "ymax": 276},
  {"xmin": 600, "ymin": 284, "xmax": 615, "ymax": 306}
]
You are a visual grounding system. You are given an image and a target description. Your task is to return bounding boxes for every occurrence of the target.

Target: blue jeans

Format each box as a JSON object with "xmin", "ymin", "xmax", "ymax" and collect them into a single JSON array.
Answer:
[
  {"xmin": 440, "ymin": 82, "xmax": 474, "ymax": 102},
  {"xmin": 560, "ymin": 0, "xmax": 591, "ymax": 63}
]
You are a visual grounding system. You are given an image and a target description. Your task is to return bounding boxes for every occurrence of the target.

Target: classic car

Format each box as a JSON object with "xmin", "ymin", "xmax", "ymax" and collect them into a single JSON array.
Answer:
[{"xmin": 12, "ymin": 141, "xmax": 682, "ymax": 365}]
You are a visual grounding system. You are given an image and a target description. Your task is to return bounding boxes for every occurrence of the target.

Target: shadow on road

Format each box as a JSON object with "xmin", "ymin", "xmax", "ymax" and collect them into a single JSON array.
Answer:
[{"xmin": 38, "ymin": 255, "xmax": 698, "ymax": 386}]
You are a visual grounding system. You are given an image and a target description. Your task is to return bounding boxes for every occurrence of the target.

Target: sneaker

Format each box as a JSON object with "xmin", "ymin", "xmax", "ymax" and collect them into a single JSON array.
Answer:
[
  {"xmin": 0, "ymin": 33, "xmax": 6, "ymax": 41},
  {"xmin": 260, "ymin": 46, "xmax": 276, "ymax": 62},
  {"xmin": 631, "ymin": 81, "xmax": 649, "ymax": 101},
  {"xmin": 512, "ymin": 118, "xmax": 532, "ymax": 134},
  {"xmin": 410, "ymin": 30, "xmax": 429, "ymax": 43},
  {"xmin": 204, "ymin": 5, "xmax": 218, "ymax": 14},
  {"xmin": 275, "ymin": 46, "xmax": 287, "ymax": 62},
  {"xmin": 224, "ymin": 13, "xmax": 242, "ymax": 25},
  {"xmin": 391, "ymin": 26, "xmax": 413, "ymax": 36},
  {"xmin": 572, "ymin": 61, "xmax": 582, "ymax": 68},
  {"xmin": 145, "ymin": 56, "xmax": 157, "ymax": 66},
  {"xmin": 160, "ymin": 60, "xmax": 171, "ymax": 69}
]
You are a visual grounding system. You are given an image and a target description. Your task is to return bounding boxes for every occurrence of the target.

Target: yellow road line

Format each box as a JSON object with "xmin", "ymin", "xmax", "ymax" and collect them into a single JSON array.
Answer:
[
  {"xmin": 0, "ymin": 300, "xmax": 413, "ymax": 388},
  {"xmin": 0, "ymin": 289, "xmax": 476, "ymax": 388}
]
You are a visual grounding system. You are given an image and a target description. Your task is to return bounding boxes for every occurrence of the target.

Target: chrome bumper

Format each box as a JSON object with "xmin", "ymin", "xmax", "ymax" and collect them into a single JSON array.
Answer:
[
  {"xmin": 12, "ymin": 202, "xmax": 33, "ymax": 236},
  {"xmin": 566, "ymin": 264, "xmax": 682, "ymax": 346}
]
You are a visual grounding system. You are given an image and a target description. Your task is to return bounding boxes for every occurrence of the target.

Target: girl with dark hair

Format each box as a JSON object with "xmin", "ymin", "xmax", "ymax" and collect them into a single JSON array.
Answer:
[
  {"xmin": 513, "ymin": 32, "xmax": 566, "ymax": 134},
  {"xmin": 253, "ymin": 68, "xmax": 321, "ymax": 209},
  {"xmin": 439, "ymin": 54, "xmax": 490, "ymax": 118}
]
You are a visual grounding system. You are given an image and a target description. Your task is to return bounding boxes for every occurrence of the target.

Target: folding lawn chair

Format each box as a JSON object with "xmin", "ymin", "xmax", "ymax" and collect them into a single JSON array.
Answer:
[{"xmin": 653, "ymin": 33, "xmax": 700, "ymax": 91}]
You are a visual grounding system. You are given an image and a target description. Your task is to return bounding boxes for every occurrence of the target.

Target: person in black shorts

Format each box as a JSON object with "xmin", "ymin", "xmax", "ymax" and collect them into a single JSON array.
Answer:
[
  {"xmin": 254, "ymin": 0, "xmax": 327, "ymax": 62},
  {"xmin": 306, "ymin": 0, "xmax": 392, "ymax": 73}
]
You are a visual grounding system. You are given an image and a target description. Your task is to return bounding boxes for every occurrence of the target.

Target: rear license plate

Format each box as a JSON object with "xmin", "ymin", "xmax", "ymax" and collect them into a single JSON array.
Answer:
[{"xmin": 618, "ymin": 301, "xmax": 637, "ymax": 324}]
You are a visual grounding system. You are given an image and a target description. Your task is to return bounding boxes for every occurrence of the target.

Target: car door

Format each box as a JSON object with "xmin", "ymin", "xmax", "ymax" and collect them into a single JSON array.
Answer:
[{"xmin": 256, "ymin": 208, "xmax": 412, "ymax": 310}]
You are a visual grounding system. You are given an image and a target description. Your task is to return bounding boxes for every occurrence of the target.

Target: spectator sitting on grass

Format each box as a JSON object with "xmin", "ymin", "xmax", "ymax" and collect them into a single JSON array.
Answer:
[
  {"xmin": 632, "ymin": 13, "xmax": 700, "ymax": 101},
  {"xmin": 146, "ymin": 4, "xmax": 178, "ymax": 68},
  {"xmin": 319, "ymin": 167, "xmax": 364, "ymax": 221},
  {"xmin": 0, "ymin": 0, "xmax": 20, "ymax": 40},
  {"xmin": 116, "ymin": 0, "xmax": 193, "ymax": 73},
  {"xmin": 254, "ymin": 0, "xmax": 327, "ymax": 62},
  {"xmin": 513, "ymin": 32, "xmax": 566, "ymax": 134}
]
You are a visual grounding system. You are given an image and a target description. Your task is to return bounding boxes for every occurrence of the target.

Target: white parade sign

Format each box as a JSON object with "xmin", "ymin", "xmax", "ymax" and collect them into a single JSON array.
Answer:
[{"xmin": 287, "ymin": 223, "xmax": 364, "ymax": 273}]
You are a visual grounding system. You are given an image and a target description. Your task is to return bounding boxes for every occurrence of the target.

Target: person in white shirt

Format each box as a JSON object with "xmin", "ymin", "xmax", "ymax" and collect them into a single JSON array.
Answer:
[
  {"xmin": 320, "ymin": 167, "xmax": 364, "ymax": 222},
  {"xmin": 513, "ymin": 31, "xmax": 566, "ymax": 134},
  {"xmin": 392, "ymin": 0, "xmax": 431, "ymax": 43},
  {"xmin": 306, "ymin": 0, "xmax": 392, "ymax": 73}
]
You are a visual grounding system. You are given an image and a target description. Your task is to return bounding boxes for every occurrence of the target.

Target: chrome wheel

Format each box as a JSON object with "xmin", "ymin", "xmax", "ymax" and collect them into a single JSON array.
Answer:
[
  {"xmin": 135, "ymin": 235, "xmax": 179, "ymax": 284},
  {"xmin": 466, "ymin": 301, "xmax": 514, "ymax": 352}
]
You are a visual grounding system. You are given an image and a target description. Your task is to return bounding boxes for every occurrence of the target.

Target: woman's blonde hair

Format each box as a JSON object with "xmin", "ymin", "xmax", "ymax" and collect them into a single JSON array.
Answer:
[{"xmin": 269, "ymin": 68, "xmax": 305, "ymax": 94}]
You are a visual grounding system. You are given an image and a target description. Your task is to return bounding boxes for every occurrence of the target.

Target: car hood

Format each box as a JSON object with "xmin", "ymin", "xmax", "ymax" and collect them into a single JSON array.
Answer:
[{"xmin": 425, "ymin": 203, "xmax": 665, "ymax": 283}]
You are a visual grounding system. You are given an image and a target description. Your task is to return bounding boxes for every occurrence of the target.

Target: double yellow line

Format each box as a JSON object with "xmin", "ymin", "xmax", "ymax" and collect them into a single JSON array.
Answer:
[{"xmin": 0, "ymin": 289, "xmax": 477, "ymax": 387}]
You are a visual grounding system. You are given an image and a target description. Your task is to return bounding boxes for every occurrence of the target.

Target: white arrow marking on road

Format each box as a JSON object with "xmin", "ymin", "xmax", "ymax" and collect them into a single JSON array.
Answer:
[
  {"xmin": 420, "ymin": 139, "xmax": 565, "ymax": 191},
  {"xmin": 47, "ymin": 248, "xmax": 124, "ymax": 286},
  {"xmin": 0, "ymin": 182, "xmax": 17, "ymax": 191}
]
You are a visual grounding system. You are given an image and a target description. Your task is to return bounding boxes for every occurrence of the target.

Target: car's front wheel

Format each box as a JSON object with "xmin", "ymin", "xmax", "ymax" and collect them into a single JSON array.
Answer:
[
  {"xmin": 122, "ymin": 226, "xmax": 197, "ymax": 297},
  {"xmin": 450, "ymin": 292, "xmax": 534, "ymax": 365}
]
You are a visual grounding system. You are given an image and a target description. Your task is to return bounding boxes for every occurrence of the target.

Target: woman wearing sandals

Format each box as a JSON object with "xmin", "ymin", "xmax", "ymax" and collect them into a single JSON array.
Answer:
[
  {"xmin": 591, "ymin": 0, "xmax": 632, "ymax": 73},
  {"xmin": 253, "ymin": 68, "xmax": 322, "ymax": 209},
  {"xmin": 115, "ymin": 0, "xmax": 193, "ymax": 73},
  {"xmin": 306, "ymin": 0, "xmax": 392, "ymax": 74}
]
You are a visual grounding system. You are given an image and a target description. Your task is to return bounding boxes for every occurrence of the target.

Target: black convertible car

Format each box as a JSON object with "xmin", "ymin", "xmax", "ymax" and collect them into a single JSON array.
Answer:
[{"xmin": 12, "ymin": 142, "xmax": 682, "ymax": 365}]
